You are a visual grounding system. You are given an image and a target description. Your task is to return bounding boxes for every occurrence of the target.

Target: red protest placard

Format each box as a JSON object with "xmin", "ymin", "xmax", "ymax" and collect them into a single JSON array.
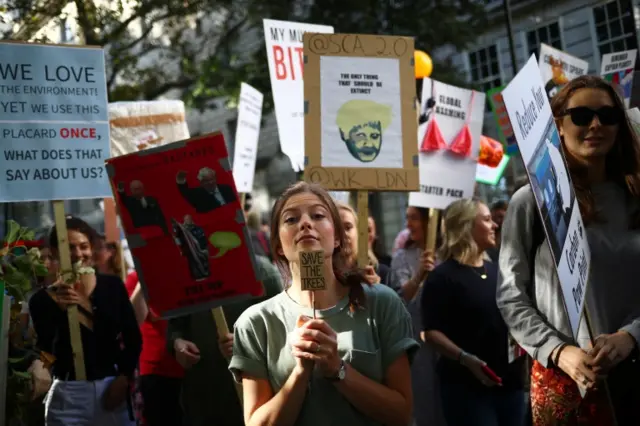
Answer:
[{"xmin": 105, "ymin": 132, "xmax": 263, "ymax": 318}]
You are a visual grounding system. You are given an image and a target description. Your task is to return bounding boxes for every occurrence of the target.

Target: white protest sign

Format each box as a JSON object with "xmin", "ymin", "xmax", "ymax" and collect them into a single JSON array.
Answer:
[
  {"xmin": 601, "ymin": 49, "xmax": 637, "ymax": 108},
  {"xmin": 502, "ymin": 55, "xmax": 590, "ymax": 339},
  {"xmin": 628, "ymin": 107, "xmax": 640, "ymax": 137},
  {"xmin": 409, "ymin": 79, "xmax": 485, "ymax": 210},
  {"xmin": 263, "ymin": 19, "xmax": 333, "ymax": 172},
  {"xmin": 232, "ymin": 83, "xmax": 263, "ymax": 193},
  {"xmin": 0, "ymin": 43, "xmax": 110, "ymax": 202},
  {"xmin": 538, "ymin": 44, "xmax": 588, "ymax": 100}
]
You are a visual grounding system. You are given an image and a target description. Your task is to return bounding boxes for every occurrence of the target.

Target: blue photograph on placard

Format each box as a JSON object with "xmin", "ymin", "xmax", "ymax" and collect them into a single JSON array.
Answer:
[{"xmin": 526, "ymin": 118, "xmax": 576, "ymax": 264}]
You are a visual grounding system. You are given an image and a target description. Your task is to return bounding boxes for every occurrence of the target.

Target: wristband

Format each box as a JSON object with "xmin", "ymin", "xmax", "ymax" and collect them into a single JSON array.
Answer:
[
  {"xmin": 553, "ymin": 343, "xmax": 567, "ymax": 366},
  {"xmin": 458, "ymin": 350, "xmax": 468, "ymax": 364}
]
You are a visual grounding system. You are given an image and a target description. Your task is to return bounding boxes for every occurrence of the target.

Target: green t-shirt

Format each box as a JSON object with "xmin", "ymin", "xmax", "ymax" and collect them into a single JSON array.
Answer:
[{"xmin": 229, "ymin": 283, "xmax": 419, "ymax": 426}]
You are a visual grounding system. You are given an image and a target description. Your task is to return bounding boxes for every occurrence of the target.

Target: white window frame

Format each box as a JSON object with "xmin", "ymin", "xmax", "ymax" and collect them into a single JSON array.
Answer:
[
  {"xmin": 591, "ymin": 0, "xmax": 638, "ymax": 58},
  {"xmin": 525, "ymin": 20, "xmax": 564, "ymax": 59}
]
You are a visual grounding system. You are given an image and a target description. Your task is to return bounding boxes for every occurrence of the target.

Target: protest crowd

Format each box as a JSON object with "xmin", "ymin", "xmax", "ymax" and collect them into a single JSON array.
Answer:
[{"xmin": 2, "ymin": 9, "xmax": 640, "ymax": 426}]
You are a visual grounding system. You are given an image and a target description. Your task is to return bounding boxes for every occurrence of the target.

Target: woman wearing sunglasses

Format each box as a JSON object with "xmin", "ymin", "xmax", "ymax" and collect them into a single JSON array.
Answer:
[{"xmin": 498, "ymin": 75, "xmax": 640, "ymax": 425}]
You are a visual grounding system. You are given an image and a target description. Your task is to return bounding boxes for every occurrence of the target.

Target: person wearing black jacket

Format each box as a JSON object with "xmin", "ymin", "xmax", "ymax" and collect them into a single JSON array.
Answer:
[
  {"xmin": 30, "ymin": 216, "xmax": 141, "ymax": 425},
  {"xmin": 422, "ymin": 199, "xmax": 526, "ymax": 426}
]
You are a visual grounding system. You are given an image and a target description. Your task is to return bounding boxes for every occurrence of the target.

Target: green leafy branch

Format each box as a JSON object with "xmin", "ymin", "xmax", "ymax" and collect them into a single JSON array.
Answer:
[{"xmin": 1, "ymin": 220, "xmax": 48, "ymax": 303}]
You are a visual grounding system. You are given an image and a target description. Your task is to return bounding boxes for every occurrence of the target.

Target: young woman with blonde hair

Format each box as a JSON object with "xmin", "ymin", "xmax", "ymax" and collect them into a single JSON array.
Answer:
[
  {"xmin": 229, "ymin": 182, "xmax": 418, "ymax": 426},
  {"xmin": 422, "ymin": 199, "xmax": 526, "ymax": 426}
]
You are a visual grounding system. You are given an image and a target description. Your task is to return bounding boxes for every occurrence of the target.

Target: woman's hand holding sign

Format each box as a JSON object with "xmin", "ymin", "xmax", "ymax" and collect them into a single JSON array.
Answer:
[{"xmin": 291, "ymin": 317, "xmax": 342, "ymax": 378}]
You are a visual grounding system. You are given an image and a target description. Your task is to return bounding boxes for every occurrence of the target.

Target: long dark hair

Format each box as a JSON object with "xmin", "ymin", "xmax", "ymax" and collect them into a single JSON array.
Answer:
[
  {"xmin": 551, "ymin": 75, "xmax": 640, "ymax": 226},
  {"xmin": 49, "ymin": 216, "xmax": 99, "ymax": 249},
  {"xmin": 403, "ymin": 206, "xmax": 429, "ymax": 250},
  {"xmin": 269, "ymin": 182, "xmax": 370, "ymax": 309}
]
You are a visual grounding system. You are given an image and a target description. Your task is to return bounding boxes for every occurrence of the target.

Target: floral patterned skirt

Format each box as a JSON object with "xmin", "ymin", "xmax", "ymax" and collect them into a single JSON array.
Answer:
[{"xmin": 530, "ymin": 360, "xmax": 615, "ymax": 426}]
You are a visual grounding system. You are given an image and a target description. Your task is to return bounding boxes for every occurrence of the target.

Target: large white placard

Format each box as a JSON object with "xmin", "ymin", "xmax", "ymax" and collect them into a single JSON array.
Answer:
[
  {"xmin": 263, "ymin": 19, "xmax": 333, "ymax": 172},
  {"xmin": 232, "ymin": 83, "xmax": 263, "ymax": 193},
  {"xmin": 502, "ymin": 55, "xmax": 590, "ymax": 338},
  {"xmin": 538, "ymin": 43, "xmax": 588, "ymax": 100},
  {"xmin": 0, "ymin": 42, "xmax": 111, "ymax": 202},
  {"xmin": 409, "ymin": 79, "xmax": 485, "ymax": 210}
]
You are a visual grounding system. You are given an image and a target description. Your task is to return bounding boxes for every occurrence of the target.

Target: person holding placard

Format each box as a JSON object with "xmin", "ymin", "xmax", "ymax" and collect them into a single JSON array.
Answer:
[
  {"xmin": 229, "ymin": 182, "xmax": 418, "ymax": 426},
  {"xmin": 30, "ymin": 216, "xmax": 141, "ymax": 425},
  {"xmin": 389, "ymin": 206, "xmax": 436, "ymax": 303},
  {"xmin": 166, "ymin": 253, "xmax": 283, "ymax": 426},
  {"xmin": 422, "ymin": 199, "xmax": 526, "ymax": 426},
  {"xmin": 336, "ymin": 201, "xmax": 390, "ymax": 286},
  {"xmin": 389, "ymin": 206, "xmax": 443, "ymax": 426},
  {"xmin": 498, "ymin": 75, "xmax": 640, "ymax": 425}
]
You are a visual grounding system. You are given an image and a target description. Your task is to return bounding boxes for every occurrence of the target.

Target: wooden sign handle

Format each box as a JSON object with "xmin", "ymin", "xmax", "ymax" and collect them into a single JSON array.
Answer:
[
  {"xmin": 52, "ymin": 201, "xmax": 86, "ymax": 381},
  {"xmin": 356, "ymin": 191, "xmax": 369, "ymax": 268}
]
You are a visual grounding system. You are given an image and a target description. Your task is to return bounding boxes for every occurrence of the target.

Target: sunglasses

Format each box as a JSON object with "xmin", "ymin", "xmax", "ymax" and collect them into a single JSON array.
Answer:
[{"xmin": 562, "ymin": 106, "xmax": 622, "ymax": 127}]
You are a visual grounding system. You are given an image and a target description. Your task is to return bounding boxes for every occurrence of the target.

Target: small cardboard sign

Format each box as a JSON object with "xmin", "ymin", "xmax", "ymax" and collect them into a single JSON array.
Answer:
[{"xmin": 300, "ymin": 250, "xmax": 326, "ymax": 290}]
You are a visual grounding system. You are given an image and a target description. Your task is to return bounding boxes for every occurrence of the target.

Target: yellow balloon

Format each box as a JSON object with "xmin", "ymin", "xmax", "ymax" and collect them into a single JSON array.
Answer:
[{"xmin": 415, "ymin": 50, "xmax": 433, "ymax": 79}]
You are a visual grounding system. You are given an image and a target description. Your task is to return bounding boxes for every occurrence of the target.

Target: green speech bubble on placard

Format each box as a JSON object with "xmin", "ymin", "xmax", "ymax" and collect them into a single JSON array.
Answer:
[{"xmin": 209, "ymin": 231, "xmax": 242, "ymax": 258}]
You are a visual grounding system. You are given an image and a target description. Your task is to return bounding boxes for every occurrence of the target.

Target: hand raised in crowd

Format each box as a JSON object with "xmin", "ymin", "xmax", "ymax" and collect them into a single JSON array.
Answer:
[
  {"xmin": 291, "ymin": 316, "xmax": 341, "ymax": 377},
  {"xmin": 589, "ymin": 331, "xmax": 637, "ymax": 374},
  {"xmin": 174, "ymin": 338, "xmax": 201, "ymax": 369},
  {"xmin": 102, "ymin": 375, "xmax": 130, "ymax": 411},
  {"xmin": 363, "ymin": 265, "xmax": 381, "ymax": 285},
  {"xmin": 218, "ymin": 333, "xmax": 234, "ymax": 359},
  {"xmin": 460, "ymin": 352, "xmax": 501, "ymax": 388},
  {"xmin": 554, "ymin": 345, "xmax": 598, "ymax": 389},
  {"xmin": 416, "ymin": 250, "xmax": 436, "ymax": 279}
]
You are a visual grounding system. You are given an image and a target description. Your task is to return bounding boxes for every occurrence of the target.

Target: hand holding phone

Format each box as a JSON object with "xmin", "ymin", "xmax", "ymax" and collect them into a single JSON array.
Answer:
[{"xmin": 481, "ymin": 364, "xmax": 503, "ymax": 385}]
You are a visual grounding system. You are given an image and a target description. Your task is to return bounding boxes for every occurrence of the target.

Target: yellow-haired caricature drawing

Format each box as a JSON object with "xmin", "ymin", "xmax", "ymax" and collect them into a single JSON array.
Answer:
[{"xmin": 336, "ymin": 99, "xmax": 392, "ymax": 163}]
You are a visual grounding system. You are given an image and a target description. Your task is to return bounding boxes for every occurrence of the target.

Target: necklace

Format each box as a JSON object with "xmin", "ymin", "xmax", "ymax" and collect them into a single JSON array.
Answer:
[{"xmin": 471, "ymin": 264, "xmax": 487, "ymax": 280}]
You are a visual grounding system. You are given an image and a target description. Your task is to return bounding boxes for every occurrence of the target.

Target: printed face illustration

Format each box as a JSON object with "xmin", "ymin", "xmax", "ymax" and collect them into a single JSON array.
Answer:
[
  {"xmin": 336, "ymin": 100, "xmax": 392, "ymax": 163},
  {"xmin": 199, "ymin": 168, "xmax": 217, "ymax": 191},
  {"xmin": 184, "ymin": 214, "xmax": 194, "ymax": 225},
  {"xmin": 130, "ymin": 180, "xmax": 145, "ymax": 199},
  {"xmin": 341, "ymin": 121, "xmax": 383, "ymax": 162}
]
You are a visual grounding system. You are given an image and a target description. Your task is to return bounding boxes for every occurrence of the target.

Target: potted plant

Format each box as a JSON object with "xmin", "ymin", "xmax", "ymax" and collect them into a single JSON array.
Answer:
[{"xmin": 1, "ymin": 220, "xmax": 49, "ymax": 425}]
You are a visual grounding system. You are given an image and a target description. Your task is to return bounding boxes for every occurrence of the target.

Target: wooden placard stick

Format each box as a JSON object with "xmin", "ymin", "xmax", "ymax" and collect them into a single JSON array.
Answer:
[
  {"xmin": 425, "ymin": 208, "xmax": 440, "ymax": 252},
  {"xmin": 356, "ymin": 191, "xmax": 369, "ymax": 269},
  {"xmin": 52, "ymin": 201, "xmax": 86, "ymax": 381}
]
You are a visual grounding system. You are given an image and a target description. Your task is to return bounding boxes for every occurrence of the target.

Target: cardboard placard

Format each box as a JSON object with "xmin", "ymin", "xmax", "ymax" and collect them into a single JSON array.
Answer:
[
  {"xmin": 600, "ymin": 49, "xmax": 637, "ymax": 108},
  {"xmin": 300, "ymin": 250, "xmax": 326, "ymax": 290},
  {"xmin": 502, "ymin": 55, "xmax": 590, "ymax": 340},
  {"xmin": 303, "ymin": 33, "xmax": 418, "ymax": 191},
  {"xmin": 0, "ymin": 42, "xmax": 111, "ymax": 202},
  {"xmin": 538, "ymin": 43, "xmax": 588, "ymax": 100},
  {"xmin": 409, "ymin": 79, "xmax": 485, "ymax": 210},
  {"xmin": 263, "ymin": 19, "xmax": 334, "ymax": 172},
  {"xmin": 105, "ymin": 132, "xmax": 264, "ymax": 318}
]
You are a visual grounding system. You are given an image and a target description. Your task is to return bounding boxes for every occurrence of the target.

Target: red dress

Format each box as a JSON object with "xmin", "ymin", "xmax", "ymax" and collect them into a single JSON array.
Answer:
[{"xmin": 530, "ymin": 360, "xmax": 615, "ymax": 425}]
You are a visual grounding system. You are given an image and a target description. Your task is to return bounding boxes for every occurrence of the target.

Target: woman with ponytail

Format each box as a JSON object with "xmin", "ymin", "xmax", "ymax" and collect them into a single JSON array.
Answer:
[{"xmin": 229, "ymin": 182, "xmax": 418, "ymax": 426}]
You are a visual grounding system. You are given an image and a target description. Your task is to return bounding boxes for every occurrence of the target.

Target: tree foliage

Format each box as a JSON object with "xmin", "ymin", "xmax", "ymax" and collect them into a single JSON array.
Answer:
[{"xmin": 1, "ymin": 0, "xmax": 487, "ymax": 110}]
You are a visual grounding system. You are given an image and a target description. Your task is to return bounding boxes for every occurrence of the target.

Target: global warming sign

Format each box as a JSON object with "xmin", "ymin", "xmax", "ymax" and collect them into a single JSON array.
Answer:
[{"xmin": 0, "ymin": 42, "xmax": 111, "ymax": 202}]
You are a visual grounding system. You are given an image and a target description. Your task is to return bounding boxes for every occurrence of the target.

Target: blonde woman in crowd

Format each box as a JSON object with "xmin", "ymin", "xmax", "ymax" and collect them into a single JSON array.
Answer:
[
  {"xmin": 422, "ymin": 199, "xmax": 526, "ymax": 426},
  {"xmin": 229, "ymin": 182, "xmax": 418, "ymax": 426},
  {"xmin": 498, "ymin": 75, "xmax": 640, "ymax": 425},
  {"xmin": 336, "ymin": 201, "xmax": 390, "ymax": 285}
]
